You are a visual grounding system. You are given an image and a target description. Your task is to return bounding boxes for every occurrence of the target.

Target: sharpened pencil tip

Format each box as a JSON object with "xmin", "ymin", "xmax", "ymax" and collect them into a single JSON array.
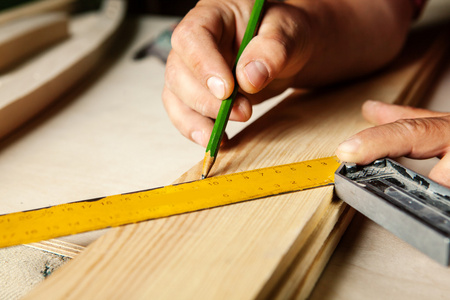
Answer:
[{"xmin": 201, "ymin": 151, "xmax": 215, "ymax": 180}]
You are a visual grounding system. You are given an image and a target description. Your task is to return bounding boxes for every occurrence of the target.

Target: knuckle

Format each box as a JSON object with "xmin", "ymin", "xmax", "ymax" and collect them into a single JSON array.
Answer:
[
  {"xmin": 266, "ymin": 34, "xmax": 290, "ymax": 63},
  {"xmin": 190, "ymin": 59, "xmax": 205, "ymax": 81},
  {"xmin": 172, "ymin": 17, "xmax": 205, "ymax": 52},
  {"xmin": 394, "ymin": 118, "xmax": 428, "ymax": 135},
  {"xmin": 164, "ymin": 59, "xmax": 178, "ymax": 90},
  {"xmin": 161, "ymin": 87, "xmax": 170, "ymax": 106},
  {"xmin": 171, "ymin": 21, "xmax": 193, "ymax": 50},
  {"xmin": 171, "ymin": 23, "xmax": 208, "ymax": 83},
  {"xmin": 262, "ymin": 6, "xmax": 312, "ymax": 69},
  {"xmin": 394, "ymin": 117, "xmax": 448, "ymax": 137},
  {"xmin": 193, "ymin": 97, "xmax": 209, "ymax": 117}
]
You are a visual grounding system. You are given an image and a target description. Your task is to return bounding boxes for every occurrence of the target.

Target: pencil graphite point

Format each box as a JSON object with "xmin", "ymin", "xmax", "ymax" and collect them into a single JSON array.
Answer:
[
  {"xmin": 200, "ymin": 0, "xmax": 265, "ymax": 176},
  {"xmin": 201, "ymin": 152, "xmax": 215, "ymax": 179}
]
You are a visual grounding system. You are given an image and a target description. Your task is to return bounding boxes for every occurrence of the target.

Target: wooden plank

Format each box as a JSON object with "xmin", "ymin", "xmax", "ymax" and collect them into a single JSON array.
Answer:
[
  {"xmin": 0, "ymin": 0, "xmax": 73, "ymax": 26},
  {"xmin": 0, "ymin": 13, "xmax": 69, "ymax": 71},
  {"xmin": 268, "ymin": 205, "xmax": 355, "ymax": 300},
  {"xmin": 24, "ymin": 28, "xmax": 449, "ymax": 299},
  {"xmin": 0, "ymin": 0, "xmax": 125, "ymax": 141},
  {"xmin": 27, "ymin": 239, "xmax": 85, "ymax": 259}
]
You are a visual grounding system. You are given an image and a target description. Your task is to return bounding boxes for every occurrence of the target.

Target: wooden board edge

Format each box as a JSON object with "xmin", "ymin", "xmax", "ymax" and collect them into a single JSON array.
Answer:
[
  {"xmin": 0, "ymin": 0, "xmax": 125, "ymax": 140},
  {"xmin": 293, "ymin": 206, "xmax": 355, "ymax": 300},
  {"xmin": 26, "ymin": 239, "xmax": 85, "ymax": 259},
  {"xmin": 259, "ymin": 200, "xmax": 353, "ymax": 299}
]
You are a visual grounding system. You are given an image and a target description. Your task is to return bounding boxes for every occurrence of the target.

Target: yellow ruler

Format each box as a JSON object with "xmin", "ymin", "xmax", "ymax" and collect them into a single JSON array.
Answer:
[{"xmin": 0, "ymin": 156, "xmax": 340, "ymax": 248}]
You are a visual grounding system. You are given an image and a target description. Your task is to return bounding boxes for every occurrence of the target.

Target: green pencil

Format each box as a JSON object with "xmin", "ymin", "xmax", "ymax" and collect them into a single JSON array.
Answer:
[{"xmin": 201, "ymin": 0, "xmax": 266, "ymax": 179}]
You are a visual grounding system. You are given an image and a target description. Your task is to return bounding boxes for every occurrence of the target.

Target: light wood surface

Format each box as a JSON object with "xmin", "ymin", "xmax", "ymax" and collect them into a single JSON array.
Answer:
[
  {"xmin": 27, "ymin": 239, "xmax": 85, "ymax": 259},
  {"xmin": 0, "ymin": 0, "xmax": 124, "ymax": 141},
  {"xmin": 310, "ymin": 213, "xmax": 450, "ymax": 299},
  {"xmin": 0, "ymin": 0, "xmax": 125, "ymax": 255},
  {"xmin": 22, "ymin": 23, "xmax": 449, "ymax": 299},
  {"xmin": 0, "ymin": 0, "xmax": 73, "ymax": 26},
  {"xmin": 0, "ymin": 13, "xmax": 69, "ymax": 71}
]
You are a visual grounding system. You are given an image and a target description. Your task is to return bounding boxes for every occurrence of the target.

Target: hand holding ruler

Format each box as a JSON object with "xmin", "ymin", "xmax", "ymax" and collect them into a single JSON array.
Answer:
[{"xmin": 1, "ymin": 156, "xmax": 449, "ymax": 265}]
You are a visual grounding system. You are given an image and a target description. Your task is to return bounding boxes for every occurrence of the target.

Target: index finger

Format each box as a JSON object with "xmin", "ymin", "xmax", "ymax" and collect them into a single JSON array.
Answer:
[
  {"xmin": 336, "ymin": 116, "xmax": 450, "ymax": 164},
  {"xmin": 171, "ymin": 4, "xmax": 237, "ymax": 100}
]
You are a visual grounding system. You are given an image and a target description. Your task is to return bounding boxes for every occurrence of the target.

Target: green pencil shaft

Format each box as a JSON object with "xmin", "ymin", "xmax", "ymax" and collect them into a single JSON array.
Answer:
[{"xmin": 205, "ymin": 0, "xmax": 266, "ymax": 158}]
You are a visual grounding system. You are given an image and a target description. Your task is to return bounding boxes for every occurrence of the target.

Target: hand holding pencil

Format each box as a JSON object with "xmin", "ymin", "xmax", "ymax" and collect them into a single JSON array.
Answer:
[
  {"xmin": 162, "ymin": 0, "xmax": 440, "ymax": 178},
  {"xmin": 163, "ymin": 0, "xmax": 315, "ymax": 148},
  {"xmin": 200, "ymin": 0, "xmax": 266, "ymax": 178}
]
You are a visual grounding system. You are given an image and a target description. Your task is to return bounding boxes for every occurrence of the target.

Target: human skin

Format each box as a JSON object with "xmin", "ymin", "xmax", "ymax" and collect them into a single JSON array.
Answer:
[
  {"xmin": 163, "ymin": 0, "xmax": 413, "ymax": 144},
  {"xmin": 336, "ymin": 101, "xmax": 450, "ymax": 187},
  {"xmin": 162, "ymin": 0, "xmax": 449, "ymax": 186}
]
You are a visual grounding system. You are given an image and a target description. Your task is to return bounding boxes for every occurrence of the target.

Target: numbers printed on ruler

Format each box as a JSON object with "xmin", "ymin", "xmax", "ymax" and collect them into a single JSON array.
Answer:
[{"xmin": 0, "ymin": 156, "xmax": 341, "ymax": 248}]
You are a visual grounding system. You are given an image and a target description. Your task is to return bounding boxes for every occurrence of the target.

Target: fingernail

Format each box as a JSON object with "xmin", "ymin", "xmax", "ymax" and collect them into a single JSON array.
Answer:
[
  {"xmin": 245, "ymin": 61, "xmax": 268, "ymax": 89},
  {"xmin": 337, "ymin": 137, "xmax": 361, "ymax": 154},
  {"xmin": 363, "ymin": 100, "xmax": 379, "ymax": 110},
  {"xmin": 191, "ymin": 131, "xmax": 203, "ymax": 146},
  {"xmin": 336, "ymin": 137, "xmax": 362, "ymax": 162},
  {"xmin": 207, "ymin": 76, "xmax": 225, "ymax": 99}
]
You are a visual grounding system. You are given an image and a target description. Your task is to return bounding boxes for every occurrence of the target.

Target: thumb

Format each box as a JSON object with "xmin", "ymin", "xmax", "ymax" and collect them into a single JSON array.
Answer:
[
  {"xmin": 336, "ymin": 115, "xmax": 450, "ymax": 164},
  {"xmin": 235, "ymin": 3, "xmax": 312, "ymax": 94}
]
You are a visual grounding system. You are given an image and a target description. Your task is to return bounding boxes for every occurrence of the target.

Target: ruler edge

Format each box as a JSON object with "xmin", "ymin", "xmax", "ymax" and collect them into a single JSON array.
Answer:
[
  {"xmin": 0, "ymin": 156, "xmax": 341, "ymax": 248},
  {"xmin": 2, "ymin": 156, "xmax": 340, "ymax": 216}
]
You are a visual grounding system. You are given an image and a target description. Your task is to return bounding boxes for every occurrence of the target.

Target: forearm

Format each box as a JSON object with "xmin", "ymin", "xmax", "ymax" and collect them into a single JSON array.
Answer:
[{"xmin": 293, "ymin": 0, "xmax": 414, "ymax": 86}]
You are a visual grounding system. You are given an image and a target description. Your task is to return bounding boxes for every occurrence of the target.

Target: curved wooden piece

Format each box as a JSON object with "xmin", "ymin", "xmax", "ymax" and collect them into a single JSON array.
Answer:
[
  {"xmin": 0, "ymin": 0, "xmax": 125, "ymax": 140},
  {"xmin": 0, "ymin": 0, "xmax": 73, "ymax": 26},
  {"xmin": 0, "ymin": 13, "xmax": 69, "ymax": 71}
]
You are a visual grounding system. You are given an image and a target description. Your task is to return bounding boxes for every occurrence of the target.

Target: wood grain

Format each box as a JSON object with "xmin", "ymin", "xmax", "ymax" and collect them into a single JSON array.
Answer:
[
  {"xmin": 27, "ymin": 239, "xmax": 85, "ymax": 259},
  {"xmin": 0, "ymin": 13, "xmax": 69, "ymax": 71},
  {"xmin": 267, "ymin": 201, "xmax": 355, "ymax": 300},
  {"xmin": 24, "ymin": 28, "xmax": 449, "ymax": 299},
  {"xmin": 0, "ymin": 0, "xmax": 125, "ymax": 141},
  {"xmin": 272, "ymin": 28, "xmax": 450, "ymax": 300}
]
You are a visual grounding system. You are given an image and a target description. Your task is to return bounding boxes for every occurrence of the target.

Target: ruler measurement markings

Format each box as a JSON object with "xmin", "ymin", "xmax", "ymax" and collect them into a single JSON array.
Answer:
[{"xmin": 0, "ymin": 156, "xmax": 341, "ymax": 248}]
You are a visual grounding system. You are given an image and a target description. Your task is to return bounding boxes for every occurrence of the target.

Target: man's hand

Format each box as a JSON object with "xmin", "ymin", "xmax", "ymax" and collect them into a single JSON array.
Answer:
[
  {"xmin": 162, "ymin": 0, "xmax": 413, "ymax": 147},
  {"xmin": 336, "ymin": 100, "xmax": 450, "ymax": 187},
  {"xmin": 163, "ymin": 0, "xmax": 314, "ymax": 147}
]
